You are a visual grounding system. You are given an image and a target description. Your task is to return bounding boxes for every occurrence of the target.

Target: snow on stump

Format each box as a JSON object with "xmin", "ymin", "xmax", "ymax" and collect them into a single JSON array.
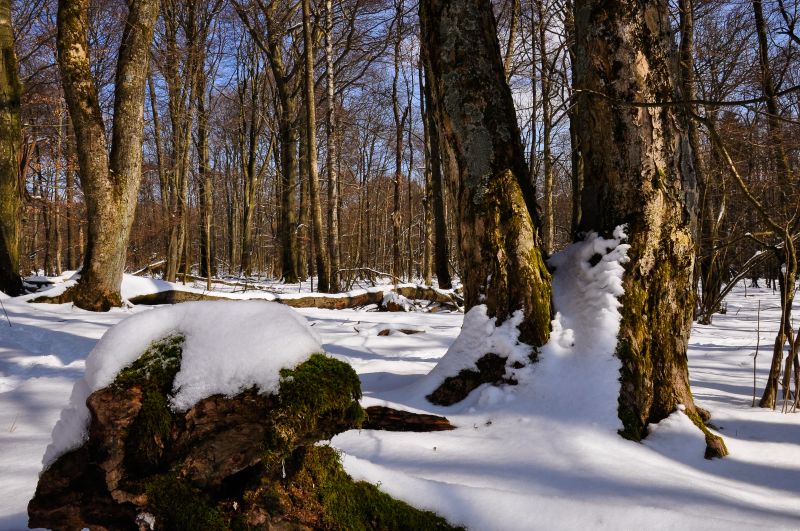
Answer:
[{"xmin": 28, "ymin": 302, "xmax": 458, "ymax": 530}]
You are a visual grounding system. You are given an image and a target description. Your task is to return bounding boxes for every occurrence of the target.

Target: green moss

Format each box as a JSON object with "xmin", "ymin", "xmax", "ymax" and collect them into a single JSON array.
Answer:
[
  {"xmin": 685, "ymin": 408, "xmax": 729, "ymax": 459},
  {"xmin": 146, "ymin": 475, "xmax": 227, "ymax": 531},
  {"xmin": 295, "ymin": 446, "xmax": 462, "ymax": 531},
  {"xmin": 114, "ymin": 334, "xmax": 183, "ymax": 392},
  {"xmin": 115, "ymin": 335, "xmax": 183, "ymax": 476},
  {"xmin": 278, "ymin": 353, "xmax": 365, "ymax": 429}
]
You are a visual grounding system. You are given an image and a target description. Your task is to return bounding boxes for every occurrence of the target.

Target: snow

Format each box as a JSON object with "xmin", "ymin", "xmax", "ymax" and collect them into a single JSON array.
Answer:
[
  {"xmin": 1, "ymin": 262, "xmax": 800, "ymax": 529},
  {"xmin": 43, "ymin": 301, "xmax": 322, "ymax": 468}
]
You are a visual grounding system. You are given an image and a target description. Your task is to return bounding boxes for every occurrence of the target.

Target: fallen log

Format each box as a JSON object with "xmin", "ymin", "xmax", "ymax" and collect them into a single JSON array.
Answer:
[
  {"xmin": 363, "ymin": 406, "xmax": 455, "ymax": 432},
  {"xmin": 127, "ymin": 285, "xmax": 462, "ymax": 312}
]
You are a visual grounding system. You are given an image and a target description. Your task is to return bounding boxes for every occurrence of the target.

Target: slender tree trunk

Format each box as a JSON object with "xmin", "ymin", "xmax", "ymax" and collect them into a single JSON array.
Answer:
[
  {"xmin": 325, "ymin": 0, "xmax": 341, "ymax": 292},
  {"xmin": 298, "ymin": 111, "xmax": 310, "ymax": 279},
  {"xmin": 573, "ymin": 0, "xmax": 726, "ymax": 457},
  {"xmin": 196, "ymin": 70, "xmax": 213, "ymax": 287},
  {"xmin": 752, "ymin": 0, "xmax": 797, "ymax": 408},
  {"xmin": 302, "ymin": 0, "xmax": 330, "ymax": 293},
  {"xmin": 419, "ymin": 59, "xmax": 433, "ymax": 285},
  {"xmin": 239, "ymin": 71, "xmax": 265, "ymax": 278},
  {"xmin": 66, "ymin": 168, "xmax": 77, "ymax": 270},
  {"xmin": 503, "ymin": 0, "xmax": 520, "ymax": 78},
  {"xmin": 162, "ymin": 1, "xmax": 197, "ymax": 282},
  {"xmin": 147, "ymin": 72, "xmax": 168, "ymax": 259},
  {"xmin": 0, "ymin": 0, "xmax": 23, "ymax": 295},
  {"xmin": 53, "ymin": 111, "xmax": 64, "ymax": 276},
  {"xmin": 565, "ymin": 0, "xmax": 582, "ymax": 236},
  {"xmin": 423, "ymin": 61, "xmax": 452, "ymax": 289},
  {"xmin": 56, "ymin": 0, "xmax": 160, "ymax": 310},
  {"xmin": 420, "ymin": 0, "xmax": 552, "ymax": 347},
  {"xmin": 537, "ymin": 0, "xmax": 554, "ymax": 255},
  {"xmin": 391, "ymin": 0, "xmax": 405, "ymax": 284}
]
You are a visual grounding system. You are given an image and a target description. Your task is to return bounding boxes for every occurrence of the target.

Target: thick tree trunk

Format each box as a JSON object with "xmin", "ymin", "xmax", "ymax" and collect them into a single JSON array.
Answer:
[
  {"xmin": 420, "ymin": 0, "xmax": 551, "ymax": 347},
  {"xmin": 573, "ymin": 0, "xmax": 726, "ymax": 457},
  {"xmin": 302, "ymin": 0, "xmax": 330, "ymax": 293},
  {"xmin": 56, "ymin": 0, "xmax": 159, "ymax": 310},
  {"xmin": 0, "ymin": 0, "xmax": 23, "ymax": 295}
]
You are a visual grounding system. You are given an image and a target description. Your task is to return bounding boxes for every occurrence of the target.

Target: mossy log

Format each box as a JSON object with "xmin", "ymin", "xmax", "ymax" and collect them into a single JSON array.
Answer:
[{"xmin": 28, "ymin": 337, "xmax": 460, "ymax": 530}]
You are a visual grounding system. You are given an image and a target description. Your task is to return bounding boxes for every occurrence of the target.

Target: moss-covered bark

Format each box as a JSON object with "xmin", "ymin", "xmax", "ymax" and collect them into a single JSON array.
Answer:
[
  {"xmin": 0, "ymin": 0, "xmax": 23, "ymax": 296},
  {"xmin": 573, "ymin": 0, "xmax": 726, "ymax": 457},
  {"xmin": 30, "ymin": 339, "xmax": 460, "ymax": 529},
  {"xmin": 420, "ymin": 0, "xmax": 551, "ymax": 348},
  {"xmin": 56, "ymin": 0, "xmax": 159, "ymax": 311}
]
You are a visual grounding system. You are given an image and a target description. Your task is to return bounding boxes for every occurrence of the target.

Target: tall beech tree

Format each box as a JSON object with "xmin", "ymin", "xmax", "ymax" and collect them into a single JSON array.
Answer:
[
  {"xmin": 420, "ymin": 0, "xmax": 552, "ymax": 348},
  {"xmin": 0, "ymin": 0, "xmax": 23, "ymax": 296},
  {"xmin": 573, "ymin": 0, "xmax": 727, "ymax": 456},
  {"xmin": 56, "ymin": 0, "xmax": 159, "ymax": 310},
  {"xmin": 302, "ymin": 0, "xmax": 331, "ymax": 293}
]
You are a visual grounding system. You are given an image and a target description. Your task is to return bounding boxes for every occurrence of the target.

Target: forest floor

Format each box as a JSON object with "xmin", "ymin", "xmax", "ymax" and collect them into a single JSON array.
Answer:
[{"xmin": 0, "ymin": 272, "xmax": 798, "ymax": 530}]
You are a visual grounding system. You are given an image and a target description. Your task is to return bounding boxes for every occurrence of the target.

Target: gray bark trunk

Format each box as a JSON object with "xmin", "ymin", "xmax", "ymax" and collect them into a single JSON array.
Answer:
[{"xmin": 56, "ymin": 0, "xmax": 159, "ymax": 310}]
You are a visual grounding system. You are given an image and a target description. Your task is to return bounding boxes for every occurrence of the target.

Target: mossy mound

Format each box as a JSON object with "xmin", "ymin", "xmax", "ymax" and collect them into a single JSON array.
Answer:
[{"xmin": 29, "ymin": 335, "xmax": 461, "ymax": 530}]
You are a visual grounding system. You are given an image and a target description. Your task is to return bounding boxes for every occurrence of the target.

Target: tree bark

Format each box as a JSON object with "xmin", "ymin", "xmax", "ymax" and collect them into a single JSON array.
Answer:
[
  {"xmin": 196, "ymin": 69, "xmax": 213, "ymax": 286},
  {"xmin": 302, "ymin": 0, "xmax": 330, "ymax": 293},
  {"xmin": 422, "ymin": 61, "xmax": 452, "ymax": 289},
  {"xmin": 537, "ymin": 0, "xmax": 554, "ymax": 255},
  {"xmin": 0, "ymin": 0, "xmax": 23, "ymax": 295},
  {"xmin": 419, "ymin": 59, "xmax": 433, "ymax": 285},
  {"xmin": 573, "ymin": 0, "xmax": 726, "ymax": 457},
  {"xmin": 391, "ymin": 0, "xmax": 405, "ymax": 284},
  {"xmin": 420, "ymin": 0, "xmax": 552, "ymax": 347},
  {"xmin": 325, "ymin": 0, "xmax": 341, "ymax": 292},
  {"xmin": 56, "ymin": 0, "xmax": 159, "ymax": 310}
]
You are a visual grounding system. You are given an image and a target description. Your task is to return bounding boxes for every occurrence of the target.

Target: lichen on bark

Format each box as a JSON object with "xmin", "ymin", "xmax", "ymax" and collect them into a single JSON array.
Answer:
[
  {"xmin": 420, "ymin": 0, "xmax": 552, "ymax": 351},
  {"xmin": 573, "ymin": 0, "xmax": 726, "ymax": 458}
]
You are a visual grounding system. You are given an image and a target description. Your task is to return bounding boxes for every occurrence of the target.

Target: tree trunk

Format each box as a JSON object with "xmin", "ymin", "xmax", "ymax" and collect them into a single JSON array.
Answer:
[
  {"xmin": 162, "ymin": 0, "xmax": 197, "ymax": 282},
  {"xmin": 325, "ymin": 0, "xmax": 341, "ymax": 292},
  {"xmin": 422, "ymin": 61, "xmax": 452, "ymax": 289},
  {"xmin": 0, "ymin": 0, "xmax": 23, "ymax": 295},
  {"xmin": 573, "ymin": 0, "xmax": 726, "ymax": 457},
  {"xmin": 302, "ymin": 0, "xmax": 330, "ymax": 293},
  {"xmin": 391, "ymin": 0, "xmax": 405, "ymax": 284},
  {"xmin": 56, "ymin": 0, "xmax": 159, "ymax": 310},
  {"xmin": 537, "ymin": 0, "xmax": 554, "ymax": 255},
  {"xmin": 420, "ymin": 0, "xmax": 552, "ymax": 347},
  {"xmin": 419, "ymin": 59, "xmax": 433, "ymax": 285},
  {"xmin": 565, "ymin": 0, "xmax": 582, "ymax": 236},
  {"xmin": 196, "ymin": 70, "xmax": 213, "ymax": 286}
]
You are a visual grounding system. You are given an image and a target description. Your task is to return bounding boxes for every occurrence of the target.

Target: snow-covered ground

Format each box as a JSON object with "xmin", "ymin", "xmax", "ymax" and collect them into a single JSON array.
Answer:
[{"xmin": 0, "ymin": 272, "xmax": 798, "ymax": 529}]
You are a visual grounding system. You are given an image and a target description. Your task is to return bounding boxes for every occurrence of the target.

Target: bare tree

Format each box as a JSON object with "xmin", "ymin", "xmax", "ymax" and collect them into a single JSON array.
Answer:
[{"xmin": 55, "ymin": 0, "xmax": 159, "ymax": 310}]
